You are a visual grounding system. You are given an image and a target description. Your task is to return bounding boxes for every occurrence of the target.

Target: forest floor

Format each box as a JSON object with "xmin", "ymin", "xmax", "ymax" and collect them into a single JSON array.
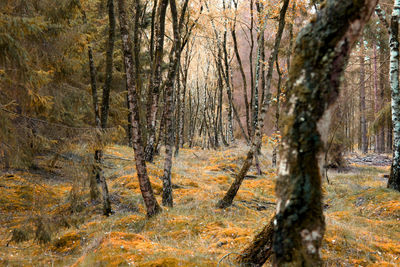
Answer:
[{"xmin": 0, "ymin": 143, "xmax": 399, "ymax": 266}]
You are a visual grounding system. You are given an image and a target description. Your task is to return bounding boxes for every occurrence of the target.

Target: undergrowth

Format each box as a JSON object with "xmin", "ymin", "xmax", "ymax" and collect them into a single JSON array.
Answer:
[{"xmin": 0, "ymin": 145, "xmax": 399, "ymax": 266}]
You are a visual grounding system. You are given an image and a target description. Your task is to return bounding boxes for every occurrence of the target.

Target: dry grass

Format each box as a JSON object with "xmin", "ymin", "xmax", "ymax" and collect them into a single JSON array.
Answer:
[{"xmin": 0, "ymin": 144, "xmax": 399, "ymax": 266}]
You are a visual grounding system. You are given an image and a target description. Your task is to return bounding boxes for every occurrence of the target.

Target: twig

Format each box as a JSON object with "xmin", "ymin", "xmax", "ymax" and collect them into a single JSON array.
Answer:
[{"xmin": 217, "ymin": 252, "xmax": 242, "ymax": 267}]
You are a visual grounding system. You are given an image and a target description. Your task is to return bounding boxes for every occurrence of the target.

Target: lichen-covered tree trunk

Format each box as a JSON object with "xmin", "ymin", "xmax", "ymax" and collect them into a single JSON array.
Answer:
[
  {"xmin": 221, "ymin": 30, "xmax": 234, "ymax": 143},
  {"xmin": 118, "ymin": 0, "xmax": 161, "ymax": 217},
  {"xmin": 222, "ymin": 31, "xmax": 235, "ymax": 143},
  {"xmin": 388, "ymin": 0, "xmax": 400, "ymax": 191},
  {"xmin": 87, "ymin": 44, "xmax": 101, "ymax": 202},
  {"xmin": 273, "ymin": 0, "xmax": 377, "ymax": 265},
  {"xmin": 178, "ymin": 49, "xmax": 190, "ymax": 150},
  {"xmin": 216, "ymin": 0, "xmax": 289, "ymax": 209},
  {"xmin": 160, "ymin": 0, "xmax": 188, "ymax": 207},
  {"xmin": 272, "ymin": 60, "xmax": 283, "ymax": 168},
  {"xmin": 252, "ymin": 1, "xmax": 266, "ymax": 130}
]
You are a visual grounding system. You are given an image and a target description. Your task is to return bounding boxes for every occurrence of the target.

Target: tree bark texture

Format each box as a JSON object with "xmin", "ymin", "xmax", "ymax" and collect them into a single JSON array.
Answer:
[
  {"xmin": 236, "ymin": 214, "xmax": 275, "ymax": 266},
  {"xmin": 145, "ymin": 0, "xmax": 169, "ymax": 162},
  {"xmin": 161, "ymin": 0, "xmax": 189, "ymax": 207},
  {"xmin": 388, "ymin": 0, "xmax": 400, "ymax": 191},
  {"xmin": 88, "ymin": 45, "xmax": 101, "ymax": 202},
  {"xmin": 118, "ymin": 0, "xmax": 161, "ymax": 217},
  {"xmin": 273, "ymin": 0, "xmax": 377, "ymax": 266}
]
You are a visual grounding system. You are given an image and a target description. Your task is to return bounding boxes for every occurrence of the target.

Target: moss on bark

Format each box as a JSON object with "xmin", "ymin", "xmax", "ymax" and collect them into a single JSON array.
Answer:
[{"xmin": 273, "ymin": 0, "xmax": 378, "ymax": 266}]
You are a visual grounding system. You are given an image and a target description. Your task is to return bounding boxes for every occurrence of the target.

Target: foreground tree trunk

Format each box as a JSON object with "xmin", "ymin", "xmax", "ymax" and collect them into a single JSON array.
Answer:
[
  {"xmin": 118, "ymin": 0, "xmax": 161, "ymax": 217},
  {"xmin": 236, "ymin": 1, "xmax": 377, "ymax": 266},
  {"xmin": 273, "ymin": 0, "xmax": 377, "ymax": 265},
  {"xmin": 236, "ymin": 214, "xmax": 275, "ymax": 266},
  {"xmin": 388, "ymin": 0, "xmax": 400, "ymax": 191}
]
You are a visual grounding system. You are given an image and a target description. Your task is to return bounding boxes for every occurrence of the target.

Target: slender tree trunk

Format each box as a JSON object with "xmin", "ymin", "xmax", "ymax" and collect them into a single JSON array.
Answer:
[
  {"xmin": 126, "ymin": 92, "xmax": 133, "ymax": 147},
  {"xmin": 231, "ymin": 10, "xmax": 250, "ymax": 139},
  {"xmin": 379, "ymin": 46, "xmax": 386, "ymax": 153},
  {"xmin": 80, "ymin": 7, "xmax": 106, "ymax": 206},
  {"xmin": 249, "ymin": 0, "xmax": 256, "ymax": 138},
  {"xmin": 272, "ymin": 59, "xmax": 282, "ymax": 168},
  {"xmin": 174, "ymin": 67, "xmax": 181, "ymax": 156},
  {"xmin": 388, "ymin": 118, "xmax": 393, "ymax": 152},
  {"xmin": 373, "ymin": 42, "xmax": 381, "ymax": 152},
  {"xmin": 252, "ymin": 6, "xmax": 268, "ymax": 175},
  {"xmin": 179, "ymin": 50, "xmax": 190, "ymax": 149},
  {"xmin": 145, "ymin": 0, "xmax": 169, "ymax": 162},
  {"xmin": 149, "ymin": 0, "xmax": 158, "ymax": 63},
  {"xmin": 189, "ymin": 79, "xmax": 200, "ymax": 147},
  {"xmin": 388, "ymin": 0, "xmax": 400, "ymax": 191},
  {"xmin": 375, "ymin": 4, "xmax": 390, "ymax": 154},
  {"xmin": 118, "ymin": 0, "xmax": 161, "ymax": 217},
  {"xmin": 96, "ymin": 0, "xmax": 116, "ymax": 216},
  {"xmin": 161, "ymin": 0, "xmax": 189, "ymax": 206},
  {"xmin": 217, "ymin": 61, "xmax": 228, "ymax": 147},
  {"xmin": 101, "ymin": 0, "xmax": 116, "ymax": 129},
  {"xmin": 88, "ymin": 45, "xmax": 101, "ymax": 202},
  {"xmin": 286, "ymin": 11, "xmax": 294, "ymax": 72},
  {"xmin": 220, "ymin": 0, "xmax": 234, "ymax": 142},
  {"xmin": 222, "ymin": 32, "xmax": 235, "ymax": 143},
  {"xmin": 155, "ymin": 102, "xmax": 166, "ymax": 155},
  {"xmin": 217, "ymin": 0, "xmax": 289, "ymax": 209},
  {"xmin": 360, "ymin": 37, "xmax": 368, "ymax": 153},
  {"xmin": 273, "ymin": 1, "xmax": 376, "ymax": 265},
  {"xmin": 251, "ymin": 15, "xmax": 265, "ymax": 140}
]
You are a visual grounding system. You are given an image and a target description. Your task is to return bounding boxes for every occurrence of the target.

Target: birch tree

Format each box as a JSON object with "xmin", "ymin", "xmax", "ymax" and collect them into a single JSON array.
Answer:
[
  {"xmin": 118, "ymin": 0, "xmax": 161, "ymax": 217},
  {"xmin": 376, "ymin": 1, "xmax": 400, "ymax": 191},
  {"xmin": 388, "ymin": 0, "xmax": 400, "ymax": 191}
]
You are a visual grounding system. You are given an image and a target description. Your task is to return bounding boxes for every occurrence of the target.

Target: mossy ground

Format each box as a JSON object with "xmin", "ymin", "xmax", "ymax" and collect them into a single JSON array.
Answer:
[{"xmin": 0, "ymin": 144, "xmax": 399, "ymax": 266}]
